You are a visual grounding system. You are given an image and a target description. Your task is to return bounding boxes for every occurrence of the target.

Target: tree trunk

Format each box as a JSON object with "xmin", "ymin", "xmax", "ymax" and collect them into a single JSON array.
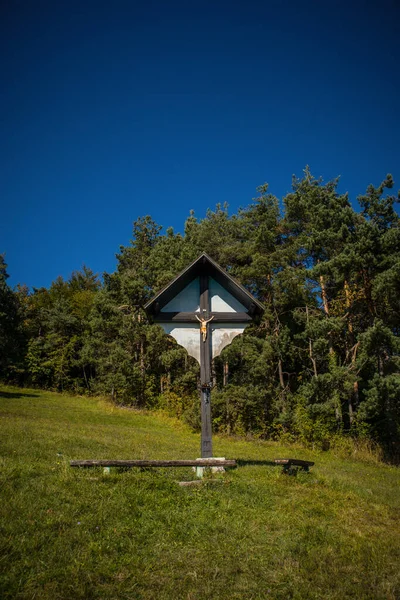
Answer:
[
  {"xmin": 335, "ymin": 402, "xmax": 342, "ymax": 427},
  {"xmin": 223, "ymin": 361, "xmax": 229, "ymax": 386},
  {"xmin": 212, "ymin": 360, "xmax": 217, "ymax": 388},
  {"xmin": 352, "ymin": 381, "xmax": 359, "ymax": 408},
  {"xmin": 344, "ymin": 280, "xmax": 357, "ymax": 425},
  {"xmin": 350, "ymin": 342, "xmax": 360, "ymax": 426},
  {"xmin": 273, "ymin": 315, "xmax": 286, "ymax": 408},
  {"xmin": 344, "ymin": 280, "xmax": 353, "ymax": 333},
  {"xmin": 278, "ymin": 358, "xmax": 287, "ymax": 415},
  {"xmin": 320, "ymin": 274, "xmax": 329, "ymax": 315},
  {"xmin": 348, "ymin": 393, "xmax": 354, "ymax": 425},
  {"xmin": 137, "ymin": 312, "xmax": 146, "ymax": 403},
  {"xmin": 306, "ymin": 305, "xmax": 318, "ymax": 378},
  {"xmin": 319, "ymin": 272, "xmax": 336, "ymax": 360},
  {"xmin": 140, "ymin": 339, "xmax": 145, "ymax": 379},
  {"xmin": 278, "ymin": 358, "xmax": 285, "ymax": 389},
  {"xmin": 83, "ymin": 365, "xmax": 90, "ymax": 391},
  {"xmin": 378, "ymin": 355, "xmax": 384, "ymax": 377},
  {"xmin": 363, "ymin": 269, "xmax": 376, "ymax": 319},
  {"xmin": 226, "ymin": 396, "xmax": 231, "ymax": 435}
]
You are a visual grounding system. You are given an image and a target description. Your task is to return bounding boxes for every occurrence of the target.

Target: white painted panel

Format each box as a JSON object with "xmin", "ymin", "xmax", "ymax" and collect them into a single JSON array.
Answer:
[
  {"xmin": 211, "ymin": 322, "xmax": 248, "ymax": 358},
  {"xmin": 161, "ymin": 278, "xmax": 200, "ymax": 313},
  {"xmin": 160, "ymin": 323, "xmax": 200, "ymax": 364},
  {"xmin": 209, "ymin": 278, "xmax": 247, "ymax": 313}
]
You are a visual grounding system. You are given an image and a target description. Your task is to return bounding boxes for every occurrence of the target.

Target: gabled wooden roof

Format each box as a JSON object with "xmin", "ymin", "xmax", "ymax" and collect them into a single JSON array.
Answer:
[{"xmin": 144, "ymin": 252, "xmax": 264, "ymax": 317}]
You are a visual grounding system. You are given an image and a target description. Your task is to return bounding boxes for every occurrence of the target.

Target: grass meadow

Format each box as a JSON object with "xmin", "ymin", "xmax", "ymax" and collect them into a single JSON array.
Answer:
[{"xmin": 0, "ymin": 385, "xmax": 399, "ymax": 599}]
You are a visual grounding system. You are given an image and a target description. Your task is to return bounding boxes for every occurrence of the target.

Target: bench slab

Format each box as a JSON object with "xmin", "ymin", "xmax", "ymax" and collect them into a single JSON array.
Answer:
[{"xmin": 70, "ymin": 459, "xmax": 237, "ymax": 468}]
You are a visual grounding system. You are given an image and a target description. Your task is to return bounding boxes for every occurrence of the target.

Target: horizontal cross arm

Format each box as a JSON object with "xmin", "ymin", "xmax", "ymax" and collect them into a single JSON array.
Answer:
[{"xmin": 153, "ymin": 312, "xmax": 252, "ymax": 323}]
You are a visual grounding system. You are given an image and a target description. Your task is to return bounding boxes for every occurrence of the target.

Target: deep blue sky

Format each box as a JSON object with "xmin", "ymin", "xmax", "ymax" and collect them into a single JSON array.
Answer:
[{"xmin": 2, "ymin": 0, "xmax": 399, "ymax": 289}]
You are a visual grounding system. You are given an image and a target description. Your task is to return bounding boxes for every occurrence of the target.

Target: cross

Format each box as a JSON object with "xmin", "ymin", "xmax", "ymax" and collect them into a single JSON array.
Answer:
[
  {"xmin": 144, "ymin": 254, "xmax": 263, "ymax": 459},
  {"xmin": 151, "ymin": 274, "xmax": 252, "ymax": 457}
]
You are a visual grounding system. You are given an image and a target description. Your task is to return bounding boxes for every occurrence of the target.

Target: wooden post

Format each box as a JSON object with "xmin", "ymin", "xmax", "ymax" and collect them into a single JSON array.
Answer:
[{"xmin": 200, "ymin": 274, "xmax": 212, "ymax": 458}]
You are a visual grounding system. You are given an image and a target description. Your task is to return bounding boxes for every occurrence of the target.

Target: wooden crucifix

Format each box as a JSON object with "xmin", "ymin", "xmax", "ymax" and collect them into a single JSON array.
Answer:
[{"xmin": 145, "ymin": 253, "xmax": 264, "ymax": 458}]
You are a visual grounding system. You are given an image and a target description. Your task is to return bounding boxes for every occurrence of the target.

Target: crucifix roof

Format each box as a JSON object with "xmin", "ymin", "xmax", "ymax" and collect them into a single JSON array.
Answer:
[{"xmin": 144, "ymin": 252, "xmax": 264, "ymax": 319}]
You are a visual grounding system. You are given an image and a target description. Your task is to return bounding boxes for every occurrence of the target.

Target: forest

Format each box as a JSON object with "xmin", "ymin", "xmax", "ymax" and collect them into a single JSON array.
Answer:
[{"xmin": 1, "ymin": 169, "xmax": 399, "ymax": 460}]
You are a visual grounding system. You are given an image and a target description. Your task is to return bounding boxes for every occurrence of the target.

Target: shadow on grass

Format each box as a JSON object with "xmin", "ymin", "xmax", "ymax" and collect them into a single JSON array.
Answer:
[{"xmin": 0, "ymin": 391, "xmax": 39, "ymax": 399}]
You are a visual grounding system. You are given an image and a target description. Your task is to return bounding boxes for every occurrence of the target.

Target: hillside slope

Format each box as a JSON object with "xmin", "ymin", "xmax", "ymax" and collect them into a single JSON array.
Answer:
[{"xmin": 0, "ymin": 386, "xmax": 399, "ymax": 600}]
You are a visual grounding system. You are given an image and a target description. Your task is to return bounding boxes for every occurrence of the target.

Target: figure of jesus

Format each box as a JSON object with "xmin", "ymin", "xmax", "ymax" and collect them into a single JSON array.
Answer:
[{"xmin": 195, "ymin": 314, "xmax": 214, "ymax": 342}]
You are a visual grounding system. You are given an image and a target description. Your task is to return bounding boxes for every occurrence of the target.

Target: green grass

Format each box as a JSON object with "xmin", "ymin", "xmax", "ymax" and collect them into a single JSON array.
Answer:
[{"xmin": 1, "ymin": 385, "xmax": 399, "ymax": 600}]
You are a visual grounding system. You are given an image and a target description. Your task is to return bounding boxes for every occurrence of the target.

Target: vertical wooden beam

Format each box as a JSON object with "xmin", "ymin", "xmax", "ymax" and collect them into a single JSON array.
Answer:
[{"xmin": 200, "ymin": 274, "xmax": 212, "ymax": 458}]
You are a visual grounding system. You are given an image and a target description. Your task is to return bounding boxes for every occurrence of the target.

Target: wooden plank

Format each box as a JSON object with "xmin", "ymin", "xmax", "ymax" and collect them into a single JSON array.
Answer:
[
  {"xmin": 212, "ymin": 312, "xmax": 252, "ymax": 322},
  {"xmin": 70, "ymin": 459, "xmax": 237, "ymax": 468},
  {"xmin": 154, "ymin": 312, "xmax": 252, "ymax": 323}
]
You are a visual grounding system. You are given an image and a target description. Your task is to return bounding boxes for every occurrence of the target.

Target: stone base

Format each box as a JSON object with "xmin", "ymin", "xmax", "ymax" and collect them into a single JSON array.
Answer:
[{"xmin": 194, "ymin": 457, "xmax": 226, "ymax": 478}]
